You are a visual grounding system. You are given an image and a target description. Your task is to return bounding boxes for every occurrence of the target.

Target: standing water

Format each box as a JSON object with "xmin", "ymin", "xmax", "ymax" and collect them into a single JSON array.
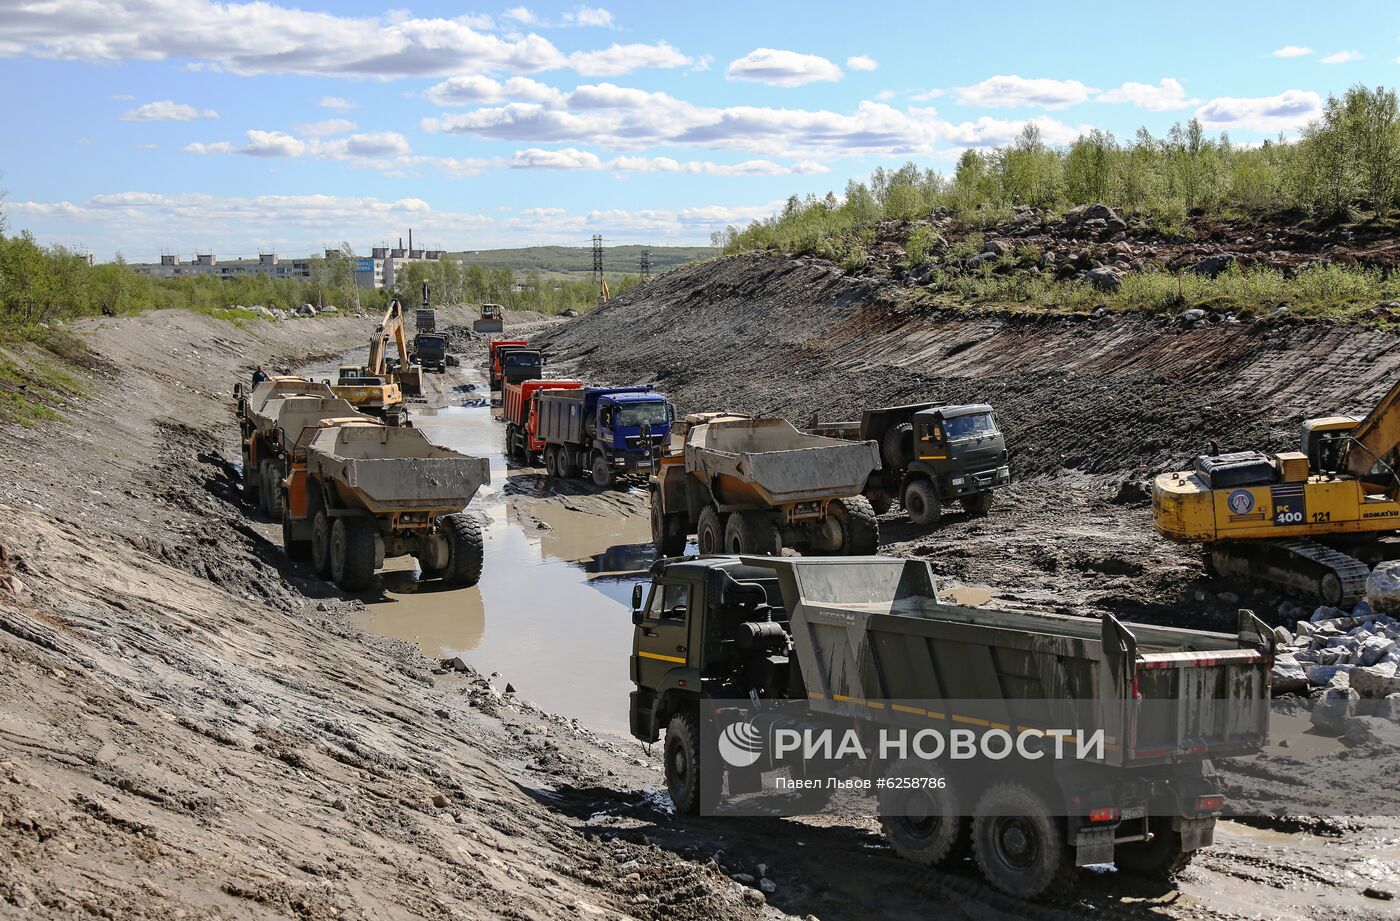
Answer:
[{"xmin": 299, "ymin": 358, "xmax": 655, "ymax": 738}]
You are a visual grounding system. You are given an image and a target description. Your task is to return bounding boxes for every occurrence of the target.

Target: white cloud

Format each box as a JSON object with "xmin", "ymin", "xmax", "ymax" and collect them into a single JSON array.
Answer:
[
  {"xmin": 953, "ymin": 75, "xmax": 1096, "ymax": 109},
  {"xmin": 1321, "ymin": 50, "xmax": 1363, "ymax": 64},
  {"xmin": 563, "ymin": 6, "xmax": 615, "ymax": 28},
  {"xmin": 424, "ymin": 74, "xmax": 563, "ymax": 106},
  {"xmin": 939, "ymin": 114, "xmax": 1091, "ymax": 148},
  {"xmin": 0, "ymin": 0, "xmax": 589, "ymax": 78},
  {"xmin": 293, "ymin": 118, "xmax": 356, "ymax": 137},
  {"xmin": 568, "ymin": 42, "xmax": 692, "ymax": 76},
  {"xmin": 910, "ymin": 88, "xmax": 944, "ymax": 102},
  {"xmin": 874, "ymin": 89, "xmax": 896, "ymax": 101},
  {"xmin": 120, "ymin": 100, "xmax": 219, "ymax": 121},
  {"xmin": 1096, "ymin": 77, "xmax": 1199, "ymax": 112},
  {"xmin": 240, "ymin": 130, "xmax": 306, "ymax": 157},
  {"xmin": 508, "ymin": 147, "xmax": 829, "ymax": 175},
  {"xmin": 1194, "ymin": 89, "xmax": 1322, "ymax": 133},
  {"xmin": 1271, "ymin": 45, "xmax": 1314, "ymax": 58},
  {"xmin": 503, "ymin": 6, "xmax": 538, "ymax": 25},
  {"xmin": 726, "ymin": 48, "xmax": 843, "ymax": 87},
  {"xmin": 318, "ymin": 96, "xmax": 357, "ymax": 110},
  {"xmin": 846, "ymin": 54, "xmax": 878, "ymax": 71},
  {"xmin": 185, "ymin": 128, "xmax": 411, "ymax": 161},
  {"xmin": 690, "ymin": 54, "xmax": 713, "ymax": 72},
  {"xmin": 423, "ymin": 82, "xmax": 1085, "ymax": 158}
]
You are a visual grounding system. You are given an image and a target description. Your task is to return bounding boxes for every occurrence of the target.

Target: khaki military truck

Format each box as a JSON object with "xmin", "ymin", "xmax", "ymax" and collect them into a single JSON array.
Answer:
[
  {"xmin": 628, "ymin": 555, "xmax": 1272, "ymax": 900},
  {"xmin": 282, "ymin": 420, "xmax": 489, "ymax": 590},
  {"xmin": 649, "ymin": 414, "xmax": 881, "ymax": 557}
]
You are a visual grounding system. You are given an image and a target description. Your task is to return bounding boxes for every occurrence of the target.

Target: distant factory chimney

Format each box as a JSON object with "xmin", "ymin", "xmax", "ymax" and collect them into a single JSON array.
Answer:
[{"xmin": 408, "ymin": 228, "xmax": 413, "ymax": 252}]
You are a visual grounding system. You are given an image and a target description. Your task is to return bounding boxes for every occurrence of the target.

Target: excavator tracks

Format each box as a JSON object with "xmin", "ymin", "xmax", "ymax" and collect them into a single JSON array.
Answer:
[{"xmin": 1210, "ymin": 538, "xmax": 1371, "ymax": 606}]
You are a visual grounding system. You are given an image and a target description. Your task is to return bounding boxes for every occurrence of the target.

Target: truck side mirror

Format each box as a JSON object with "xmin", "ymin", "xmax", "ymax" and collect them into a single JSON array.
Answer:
[{"xmin": 631, "ymin": 583, "xmax": 644, "ymax": 611}]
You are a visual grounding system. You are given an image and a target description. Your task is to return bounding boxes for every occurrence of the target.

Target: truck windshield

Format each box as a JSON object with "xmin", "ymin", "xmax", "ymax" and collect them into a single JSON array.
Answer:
[
  {"xmin": 616, "ymin": 402, "xmax": 670, "ymax": 427},
  {"xmin": 505, "ymin": 353, "xmax": 540, "ymax": 368},
  {"xmin": 945, "ymin": 412, "xmax": 998, "ymax": 441},
  {"xmin": 418, "ymin": 336, "xmax": 445, "ymax": 348}
]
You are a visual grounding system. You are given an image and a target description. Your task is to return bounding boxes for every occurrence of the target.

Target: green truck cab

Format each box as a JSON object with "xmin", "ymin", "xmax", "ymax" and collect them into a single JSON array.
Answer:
[{"xmin": 628, "ymin": 554, "xmax": 1273, "ymax": 901}]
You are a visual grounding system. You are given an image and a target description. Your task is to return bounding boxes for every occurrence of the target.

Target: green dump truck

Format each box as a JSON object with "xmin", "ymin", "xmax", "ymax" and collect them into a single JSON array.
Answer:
[{"xmin": 628, "ymin": 555, "xmax": 1272, "ymax": 900}]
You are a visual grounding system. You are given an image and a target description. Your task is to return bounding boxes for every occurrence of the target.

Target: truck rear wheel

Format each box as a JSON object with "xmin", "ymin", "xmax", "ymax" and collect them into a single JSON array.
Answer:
[
  {"xmin": 972, "ymin": 783, "xmax": 1079, "ymax": 902},
  {"xmin": 903, "ymin": 480, "xmax": 941, "ymax": 528},
  {"xmin": 441, "ymin": 512, "xmax": 485, "ymax": 587},
  {"xmin": 543, "ymin": 444, "xmax": 558, "ymax": 477},
  {"xmin": 879, "ymin": 763, "xmax": 969, "ymax": 867},
  {"xmin": 963, "ymin": 491, "xmax": 995, "ymax": 516},
  {"xmin": 867, "ymin": 490, "xmax": 894, "ymax": 516},
  {"xmin": 664, "ymin": 710, "xmax": 706, "ymax": 815},
  {"xmin": 591, "ymin": 453, "xmax": 615, "ymax": 489},
  {"xmin": 330, "ymin": 517, "xmax": 377, "ymax": 591},
  {"xmin": 696, "ymin": 507, "xmax": 725, "ymax": 555},
  {"xmin": 651, "ymin": 490, "xmax": 688, "ymax": 557},
  {"xmin": 725, "ymin": 510, "xmax": 781, "ymax": 556},
  {"xmin": 281, "ymin": 491, "xmax": 311, "ymax": 561},
  {"xmin": 1114, "ymin": 817, "xmax": 1196, "ymax": 880},
  {"xmin": 828, "ymin": 496, "xmax": 879, "ymax": 555},
  {"xmin": 311, "ymin": 507, "xmax": 333, "ymax": 578}
]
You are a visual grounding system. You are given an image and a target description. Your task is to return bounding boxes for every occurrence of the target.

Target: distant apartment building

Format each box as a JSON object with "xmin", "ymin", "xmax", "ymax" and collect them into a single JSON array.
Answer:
[
  {"xmin": 130, "ymin": 231, "xmax": 446, "ymax": 291},
  {"xmin": 131, "ymin": 251, "xmax": 316, "ymax": 281}
]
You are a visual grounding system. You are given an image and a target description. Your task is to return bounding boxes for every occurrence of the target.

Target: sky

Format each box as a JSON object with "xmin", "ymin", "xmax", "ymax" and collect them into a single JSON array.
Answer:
[{"xmin": 0, "ymin": 0, "xmax": 1397, "ymax": 262}]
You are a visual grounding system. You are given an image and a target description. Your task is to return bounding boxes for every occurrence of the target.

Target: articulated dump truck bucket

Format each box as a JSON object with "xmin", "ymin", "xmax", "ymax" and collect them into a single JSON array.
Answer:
[
  {"xmin": 687, "ymin": 417, "xmax": 881, "ymax": 504},
  {"xmin": 307, "ymin": 423, "xmax": 489, "ymax": 513},
  {"xmin": 246, "ymin": 378, "xmax": 336, "ymax": 424}
]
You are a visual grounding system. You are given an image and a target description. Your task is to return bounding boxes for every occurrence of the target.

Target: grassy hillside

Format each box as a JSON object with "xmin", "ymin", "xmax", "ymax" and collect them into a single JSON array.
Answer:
[{"xmin": 452, "ymin": 244, "xmax": 713, "ymax": 280}]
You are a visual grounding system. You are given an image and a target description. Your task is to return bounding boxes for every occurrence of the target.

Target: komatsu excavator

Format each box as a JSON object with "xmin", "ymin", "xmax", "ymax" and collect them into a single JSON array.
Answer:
[
  {"xmin": 332, "ymin": 299, "xmax": 422, "ymax": 417},
  {"xmin": 1153, "ymin": 380, "xmax": 1400, "ymax": 605}
]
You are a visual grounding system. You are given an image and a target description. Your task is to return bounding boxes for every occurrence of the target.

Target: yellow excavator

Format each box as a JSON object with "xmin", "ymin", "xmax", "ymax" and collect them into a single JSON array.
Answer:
[
  {"xmin": 331, "ymin": 300, "xmax": 422, "ymax": 417},
  {"xmin": 1153, "ymin": 380, "xmax": 1400, "ymax": 605}
]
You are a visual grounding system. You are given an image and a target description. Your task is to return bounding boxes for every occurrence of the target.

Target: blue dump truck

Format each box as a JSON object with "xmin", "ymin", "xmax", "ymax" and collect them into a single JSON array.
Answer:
[{"xmin": 536, "ymin": 386, "xmax": 674, "ymax": 487}]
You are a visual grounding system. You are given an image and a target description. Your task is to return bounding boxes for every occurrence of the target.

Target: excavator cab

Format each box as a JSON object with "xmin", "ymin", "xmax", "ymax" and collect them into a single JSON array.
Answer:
[{"xmin": 1301, "ymin": 416, "xmax": 1360, "ymax": 475}]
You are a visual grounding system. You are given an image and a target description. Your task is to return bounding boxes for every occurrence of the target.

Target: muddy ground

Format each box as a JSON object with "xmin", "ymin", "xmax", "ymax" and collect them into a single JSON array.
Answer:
[{"xmin": 0, "ymin": 297, "xmax": 1396, "ymax": 920}]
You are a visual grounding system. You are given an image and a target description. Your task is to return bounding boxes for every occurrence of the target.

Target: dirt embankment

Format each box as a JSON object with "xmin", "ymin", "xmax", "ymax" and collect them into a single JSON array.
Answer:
[
  {"xmin": 539, "ymin": 253, "xmax": 1400, "ymax": 624},
  {"xmin": 0, "ymin": 307, "xmax": 760, "ymax": 920}
]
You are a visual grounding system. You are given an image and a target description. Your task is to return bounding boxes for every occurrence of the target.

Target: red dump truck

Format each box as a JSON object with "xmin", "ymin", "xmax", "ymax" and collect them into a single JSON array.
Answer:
[
  {"xmin": 502, "ymin": 378, "xmax": 584, "ymax": 463},
  {"xmin": 487, "ymin": 339, "xmax": 542, "ymax": 390}
]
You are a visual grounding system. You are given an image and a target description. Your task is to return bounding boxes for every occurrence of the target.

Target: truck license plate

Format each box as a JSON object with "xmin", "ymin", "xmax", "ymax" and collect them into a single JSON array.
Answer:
[{"xmin": 1120, "ymin": 805, "xmax": 1146, "ymax": 821}]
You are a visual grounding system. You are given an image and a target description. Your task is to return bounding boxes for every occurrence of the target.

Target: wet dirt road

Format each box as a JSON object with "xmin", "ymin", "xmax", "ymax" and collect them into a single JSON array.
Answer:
[{"xmin": 301, "ymin": 357, "xmax": 655, "ymax": 738}]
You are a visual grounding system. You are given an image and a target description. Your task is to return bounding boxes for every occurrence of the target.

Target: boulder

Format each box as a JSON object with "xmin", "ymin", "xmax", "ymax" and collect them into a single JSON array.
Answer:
[
  {"xmin": 1064, "ymin": 203, "xmax": 1118, "ymax": 225},
  {"xmin": 1190, "ymin": 253, "xmax": 1237, "ymax": 277},
  {"xmin": 1311, "ymin": 686, "xmax": 1358, "ymax": 732},
  {"xmin": 1343, "ymin": 715, "xmax": 1400, "ymax": 747},
  {"xmin": 981, "ymin": 239, "xmax": 1011, "ymax": 256},
  {"xmin": 1086, "ymin": 267, "xmax": 1122, "ymax": 292},
  {"xmin": 1360, "ymin": 635, "xmax": 1397, "ymax": 667},
  {"xmin": 1271, "ymin": 654, "xmax": 1308, "ymax": 694},
  {"xmin": 1351, "ymin": 663, "xmax": 1400, "ymax": 698},
  {"xmin": 1367, "ymin": 562, "xmax": 1400, "ymax": 615}
]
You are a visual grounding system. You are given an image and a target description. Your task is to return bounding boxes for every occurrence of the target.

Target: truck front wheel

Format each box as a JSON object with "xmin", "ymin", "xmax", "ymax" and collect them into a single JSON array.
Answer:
[
  {"xmin": 280, "ymin": 491, "xmax": 311, "ymax": 561},
  {"xmin": 1114, "ymin": 817, "xmax": 1196, "ymax": 880},
  {"xmin": 971, "ymin": 783, "xmax": 1079, "ymax": 902},
  {"xmin": 664, "ymin": 710, "xmax": 706, "ymax": 815},
  {"xmin": 441, "ymin": 512, "xmax": 485, "ymax": 587},
  {"xmin": 651, "ymin": 491, "xmax": 688, "ymax": 557},
  {"xmin": 591, "ymin": 453, "xmax": 615, "ymax": 489},
  {"xmin": 963, "ymin": 491, "xmax": 995, "ymax": 516},
  {"xmin": 903, "ymin": 480, "xmax": 941, "ymax": 528},
  {"xmin": 311, "ymin": 506, "xmax": 333, "ymax": 578},
  {"xmin": 696, "ymin": 507, "xmax": 725, "ymax": 554},
  {"xmin": 330, "ymin": 518, "xmax": 378, "ymax": 591},
  {"xmin": 725, "ymin": 510, "xmax": 781, "ymax": 556}
]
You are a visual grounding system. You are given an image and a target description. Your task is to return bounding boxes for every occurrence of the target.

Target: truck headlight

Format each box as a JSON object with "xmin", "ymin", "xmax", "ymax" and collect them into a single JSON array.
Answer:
[{"xmin": 952, "ymin": 477, "xmax": 966, "ymax": 486}]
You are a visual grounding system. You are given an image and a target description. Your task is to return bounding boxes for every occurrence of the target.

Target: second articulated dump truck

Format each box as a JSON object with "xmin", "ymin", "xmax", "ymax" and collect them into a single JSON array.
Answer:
[
  {"xmin": 629, "ymin": 555, "xmax": 1272, "ymax": 901},
  {"xmin": 536, "ymin": 386, "xmax": 673, "ymax": 487},
  {"xmin": 650, "ymin": 414, "xmax": 882, "ymax": 557}
]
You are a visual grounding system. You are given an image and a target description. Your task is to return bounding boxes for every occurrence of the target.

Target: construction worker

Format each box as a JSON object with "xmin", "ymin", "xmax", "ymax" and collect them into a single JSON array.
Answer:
[{"xmin": 251, "ymin": 366, "xmax": 269, "ymax": 386}]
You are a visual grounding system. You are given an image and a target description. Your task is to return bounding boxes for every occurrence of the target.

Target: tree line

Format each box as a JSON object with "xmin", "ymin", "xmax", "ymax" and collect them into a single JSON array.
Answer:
[{"xmin": 716, "ymin": 84, "xmax": 1400, "ymax": 255}]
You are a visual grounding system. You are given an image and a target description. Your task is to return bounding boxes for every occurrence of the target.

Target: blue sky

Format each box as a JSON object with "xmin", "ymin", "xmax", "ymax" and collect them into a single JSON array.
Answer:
[{"xmin": 1, "ymin": 0, "xmax": 1396, "ymax": 261}]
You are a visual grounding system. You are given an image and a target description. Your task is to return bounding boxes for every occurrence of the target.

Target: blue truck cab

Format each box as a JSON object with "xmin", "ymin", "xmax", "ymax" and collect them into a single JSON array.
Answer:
[{"xmin": 536, "ymin": 386, "xmax": 674, "ymax": 487}]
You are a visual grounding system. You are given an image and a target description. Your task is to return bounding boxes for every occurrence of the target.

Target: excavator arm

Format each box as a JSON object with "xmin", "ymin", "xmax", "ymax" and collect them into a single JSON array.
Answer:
[{"xmin": 1342, "ymin": 377, "xmax": 1400, "ymax": 486}]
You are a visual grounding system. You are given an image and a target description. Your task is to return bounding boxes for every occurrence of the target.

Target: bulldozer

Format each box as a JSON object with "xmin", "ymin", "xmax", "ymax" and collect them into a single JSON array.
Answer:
[
  {"xmin": 1153, "ymin": 380, "xmax": 1400, "ymax": 605},
  {"xmin": 332, "ymin": 299, "xmax": 421, "ymax": 416},
  {"xmin": 473, "ymin": 303, "xmax": 505, "ymax": 334}
]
